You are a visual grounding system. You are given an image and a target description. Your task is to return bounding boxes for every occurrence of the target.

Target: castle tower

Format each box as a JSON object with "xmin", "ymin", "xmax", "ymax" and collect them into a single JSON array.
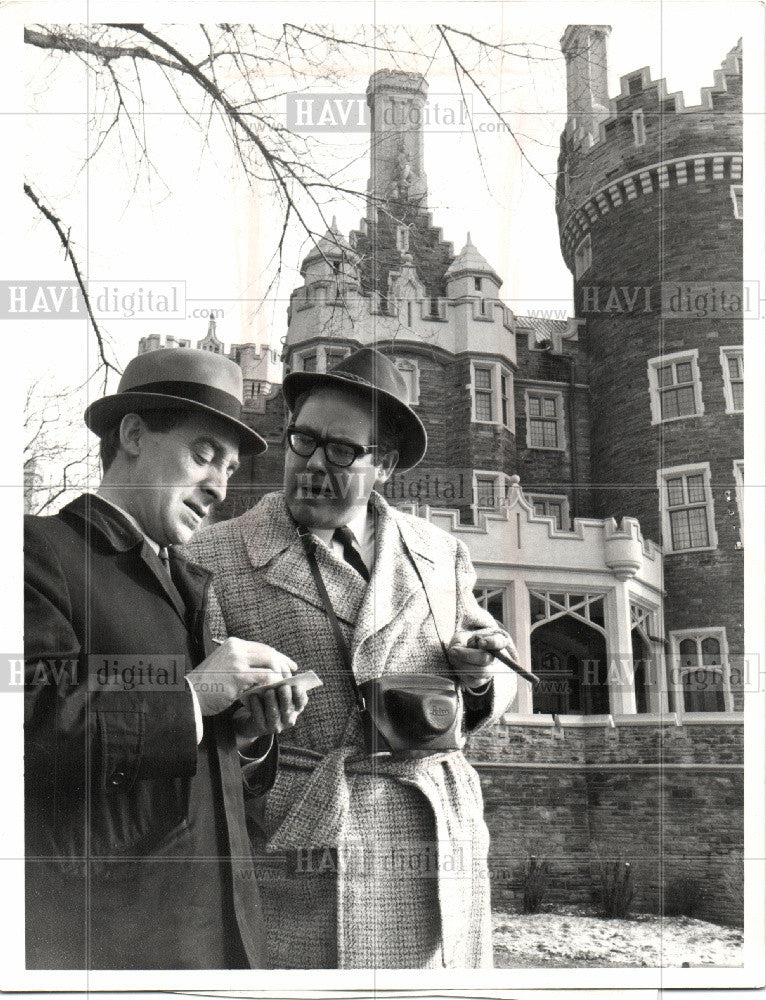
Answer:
[
  {"xmin": 366, "ymin": 69, "xmax": 428, "ymax": 213},
  {"xmin": 282, "ymin": 70, "xmax": 519, "ymax": 519},
  {"xmin": 557, "ymin": 29, "xmax": 744, "ymax": 712},
  {"xmin": 560, "ymin": 25, "xmax": 612, "ymax": 146}
]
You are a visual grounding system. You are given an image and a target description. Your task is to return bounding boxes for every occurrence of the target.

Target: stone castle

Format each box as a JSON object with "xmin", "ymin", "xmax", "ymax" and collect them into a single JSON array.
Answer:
[{"xmin": 139, "ymin": 26, "xmax": 744, "ymax": 921}]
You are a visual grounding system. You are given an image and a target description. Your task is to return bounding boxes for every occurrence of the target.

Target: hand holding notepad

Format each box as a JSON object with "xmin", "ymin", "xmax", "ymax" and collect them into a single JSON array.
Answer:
[{"xmin": 242, "ymin": 669, "xmax": 323, "ymax": 698}]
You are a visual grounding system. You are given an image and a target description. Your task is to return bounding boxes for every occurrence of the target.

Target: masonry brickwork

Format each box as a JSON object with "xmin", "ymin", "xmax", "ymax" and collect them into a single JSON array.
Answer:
[{"xmin": 469, "ymin": 719, "xmax": 744, "ymax": 925}]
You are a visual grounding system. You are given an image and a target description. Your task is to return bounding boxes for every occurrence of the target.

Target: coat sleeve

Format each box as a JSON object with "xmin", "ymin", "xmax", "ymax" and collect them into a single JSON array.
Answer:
[
  {"xmin": 24, "ymin": 518, "xmax": 198, "ymax": 790},
  {"xmin": 186, "ymin": 529, "xmax": 280, "ymax": 797},
  {"xmin": 453, "ymin": 537, "xmax": 518, "ymax": 732}
]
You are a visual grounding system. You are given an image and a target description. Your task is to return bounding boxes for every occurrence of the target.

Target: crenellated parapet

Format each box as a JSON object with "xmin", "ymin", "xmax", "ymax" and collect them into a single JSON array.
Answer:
[{"xmin": 557, "ymin": 37, "xmax": 742, "ymax": 270}]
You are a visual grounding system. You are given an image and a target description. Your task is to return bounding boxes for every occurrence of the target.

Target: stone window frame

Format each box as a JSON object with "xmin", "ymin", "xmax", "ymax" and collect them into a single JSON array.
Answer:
[
  {"xmin": 527, "ymin": 492, "xmax": 569, "ymax": 530},
  {"xmin": 395, "ymin": 225, "xmax": 410, "ymax": 252},
  {"xmin": 299, "ymin": 349, "xmax": 318, "ymax": 373},
  {"xmin": 474, "ymin": 583, "xmax": 510, "ymax": 628},
  {"xmin": 524, "ymin": 389, "xmax": 566, "ymax": 451},
  {"xmin": 732, "ymin": 459, "xmax": 744, "ymax": 546},
  {"xmin": 719, "ymin": 346, "xmax": 744, "ymax": 413},
  {"xmin": 657, "ymin": 461, "xmax": 718, "ymax": 554},
  {"xmin": 632, "ymin": 108, "xmax": 646, "ymax": 147},
  {"xmin": 392, "ymin": 356, "xmax": 420, "ymax": 405},
  {"xmin": 294, "ymin": 344, "xmax": 349, "ymax": 374},
  {"xmin": 647, "ymin": 348, "xmax": 704, "ymax": 425},
  {"xmin": 730, "ymin": 184, "xmax": 743, "ymax": 219},
  {"xmin": 668, "ymin": 627, "xmax": 733, "ymax": 714},
  {"xmin": 574, "ymin": 234, "xmax": 592, "ymax": 280},
  {"xmin": 470, "ymin": 361, "xmax": 514, "ymax": 429},
  {"xmin": 473, "ymin": 470, "xmax": 514, "ymax": 512}
]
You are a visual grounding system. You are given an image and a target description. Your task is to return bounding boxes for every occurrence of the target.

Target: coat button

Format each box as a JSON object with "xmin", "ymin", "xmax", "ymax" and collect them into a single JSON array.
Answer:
[{"xmin": 109, "ymin": 771, "xmax": 127, "ymax": 786}]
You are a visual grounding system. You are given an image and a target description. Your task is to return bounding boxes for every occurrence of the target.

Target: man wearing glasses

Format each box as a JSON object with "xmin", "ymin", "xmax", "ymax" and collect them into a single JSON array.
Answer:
[{"xmin": 186, "ymin": 347, "xmax": 519, "ymax": 969}]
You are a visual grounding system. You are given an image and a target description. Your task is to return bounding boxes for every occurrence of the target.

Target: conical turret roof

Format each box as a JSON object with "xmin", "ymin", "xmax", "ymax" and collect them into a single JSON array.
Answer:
[
  {"xmin": 445, "ymin": 233, "xmax": 500, "ymax": 283},
  {"xmin": 301, "ymin": 217, "xmax": 358, "ymax": 272}
]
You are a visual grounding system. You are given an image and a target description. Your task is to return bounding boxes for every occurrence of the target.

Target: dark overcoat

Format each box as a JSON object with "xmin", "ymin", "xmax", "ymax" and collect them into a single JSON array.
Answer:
[{"xmin": 24, "ymin": 493, "xmax": 274, "ymax": 970}]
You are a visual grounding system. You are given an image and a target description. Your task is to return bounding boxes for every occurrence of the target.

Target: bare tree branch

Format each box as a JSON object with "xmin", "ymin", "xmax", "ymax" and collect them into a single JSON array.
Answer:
[{"xmin": 23, "ymin": 181, "xmax": 121, "ymax": 379}]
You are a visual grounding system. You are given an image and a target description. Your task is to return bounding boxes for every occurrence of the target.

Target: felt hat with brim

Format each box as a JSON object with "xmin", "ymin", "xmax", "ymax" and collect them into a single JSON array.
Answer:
[
  {"xmin": 281, "ymin": 347, "xmax": 427, "ymax": 470},
  {"xmin": 84, "ymin": 347, "xmax": 267, "ymax": 455}
]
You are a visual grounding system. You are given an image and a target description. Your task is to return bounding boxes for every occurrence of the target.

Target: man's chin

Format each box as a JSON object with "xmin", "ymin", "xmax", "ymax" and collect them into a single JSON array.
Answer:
[{"xmin": 287, "ymin": 495, "xmax": 347, "ymax": 530}]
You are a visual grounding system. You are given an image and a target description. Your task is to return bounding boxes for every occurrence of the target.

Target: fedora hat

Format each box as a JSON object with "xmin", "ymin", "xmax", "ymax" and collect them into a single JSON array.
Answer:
[
  {"xmin": 282, "ymin": 347, "xmax": 427, "ymax": 470},
  {"xmin": 84, "ymin": 347, "xmax": 267, "ymax": 455}
]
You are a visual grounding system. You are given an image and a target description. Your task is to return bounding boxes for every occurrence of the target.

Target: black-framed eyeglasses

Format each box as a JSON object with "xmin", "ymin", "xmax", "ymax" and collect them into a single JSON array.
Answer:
[{"xmin": 286, "ymin": 425, "xmax": 377, "ymax": 468}]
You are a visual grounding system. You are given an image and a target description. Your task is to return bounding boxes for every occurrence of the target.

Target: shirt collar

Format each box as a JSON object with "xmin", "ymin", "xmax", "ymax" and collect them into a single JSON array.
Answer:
[{"xmin": 311, "ymin": 504, "xmax": 371, "ymax": 550}]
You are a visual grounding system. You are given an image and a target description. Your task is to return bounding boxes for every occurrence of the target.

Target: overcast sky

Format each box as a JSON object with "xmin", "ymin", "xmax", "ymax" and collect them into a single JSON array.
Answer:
[{"xmin": 10, "ymin": 0, "xmax": 758, "ymax": 397}]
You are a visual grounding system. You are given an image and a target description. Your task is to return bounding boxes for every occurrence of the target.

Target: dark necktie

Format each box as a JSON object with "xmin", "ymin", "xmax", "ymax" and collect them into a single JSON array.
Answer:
[
  {"xmin": 158, "ymin": 546, "xmax": 172, "ymax": 578},
  {"xmin": 333, "ymin": 526, "xmax": 370, "ymax": 582}
]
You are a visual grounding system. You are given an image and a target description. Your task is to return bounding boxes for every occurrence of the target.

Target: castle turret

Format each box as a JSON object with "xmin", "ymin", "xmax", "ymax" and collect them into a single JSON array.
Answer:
[
  {"xmin": 560, "ymin": 25, "xmax": 612, "ymax": 147},
  {"xmin": 366, "ymin": 69, "xmax": 428, "ymax": 213},
  {"xmin": 445, "ymin": 233, "xmax": 502, "ymax": 300},
  {"xmin": 557, "ymin": 29, "xmax": 744, "ymax": 713}
]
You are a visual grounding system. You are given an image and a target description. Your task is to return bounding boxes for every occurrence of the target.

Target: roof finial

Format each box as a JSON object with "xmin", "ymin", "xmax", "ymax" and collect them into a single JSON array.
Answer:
[
  {"xmin": 466, "ymin": 231, "xmax": 473, "ymax": 246},
  {"xmin": 330, "ymin": 215, "xmax": 339, "ymax": 232}
]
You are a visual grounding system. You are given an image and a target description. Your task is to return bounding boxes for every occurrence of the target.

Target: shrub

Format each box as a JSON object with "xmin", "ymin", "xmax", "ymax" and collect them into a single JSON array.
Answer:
[
  {"xmin": 521, "ymin": 855, "xmax": 549, "ymax": 914},
  {"xmin": 597, "ymin": 860, "xmax": 634, "ymax": 919}
]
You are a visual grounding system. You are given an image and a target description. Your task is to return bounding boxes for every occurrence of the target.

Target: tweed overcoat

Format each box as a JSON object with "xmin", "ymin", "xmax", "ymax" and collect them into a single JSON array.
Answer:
[
  {"xmin": 187, "ymin": 491, "xmax": 515, "ymax": 969},
  {"xmin": 24, "ymin": 494, "xmax": 275, "ymax": 970}
]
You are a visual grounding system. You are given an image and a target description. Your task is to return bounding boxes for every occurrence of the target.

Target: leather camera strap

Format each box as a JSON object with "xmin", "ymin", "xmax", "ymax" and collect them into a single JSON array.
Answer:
[{"xmin": 298, "ymin": 528, "xmax": 367, "ymax": 712}]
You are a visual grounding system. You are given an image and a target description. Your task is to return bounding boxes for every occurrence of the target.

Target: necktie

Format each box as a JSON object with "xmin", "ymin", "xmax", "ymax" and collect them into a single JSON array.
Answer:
[
  {"xmin": 157, "ymin": 547, "xmax": 172, "ymax": 578},
  {"xmin": 333, "ymin": 526, "xmax": 370, "ymax": 582}
]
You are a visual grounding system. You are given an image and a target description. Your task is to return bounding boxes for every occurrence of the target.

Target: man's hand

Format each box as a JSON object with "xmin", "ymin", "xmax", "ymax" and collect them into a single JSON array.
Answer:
[
  {"xmin": 186, "ymin": 637, "xmax": 298, "ymax": 716},
  {"xmin": 447, "ymin": 626, "xmax": 519, "ymax": 689},
  {"xmin": 235, "ymin": 683, "xmax": 310, "ymax": 744}
]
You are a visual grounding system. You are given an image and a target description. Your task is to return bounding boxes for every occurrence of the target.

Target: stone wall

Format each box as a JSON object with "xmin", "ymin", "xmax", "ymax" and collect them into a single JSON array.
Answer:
[{"xmin": 468, "ymin": 718, "xmax": 744, "ymax": 926}]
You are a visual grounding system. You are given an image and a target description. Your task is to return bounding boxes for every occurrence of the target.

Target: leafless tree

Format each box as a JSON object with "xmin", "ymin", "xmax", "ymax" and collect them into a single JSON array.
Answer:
[
  {"xmin": 24, "ymin": 377, "xmax": 101, "ymax": 514},
  {"xmin": 23, "ymin": 22, "xmax": 561, "ymax": 508}
]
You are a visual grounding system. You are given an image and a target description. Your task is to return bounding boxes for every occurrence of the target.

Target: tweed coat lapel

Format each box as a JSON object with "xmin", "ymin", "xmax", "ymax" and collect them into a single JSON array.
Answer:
[
  {"xmin": 351, "ymin": 493, "xmax": 441, "ymax": 660},
  {"xmin": 237, "ymin": 492, "xmax": 362, "ymax": 627}
]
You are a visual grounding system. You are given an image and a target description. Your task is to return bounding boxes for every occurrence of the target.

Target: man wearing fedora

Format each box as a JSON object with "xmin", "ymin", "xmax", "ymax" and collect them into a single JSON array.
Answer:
[
  {"xmin": 24, "ymin": 348, "xmax": 307, "ymax": 970},
  {"xmin": 186, "ymin": 347, "xmax": 519, "ymax": 969}
]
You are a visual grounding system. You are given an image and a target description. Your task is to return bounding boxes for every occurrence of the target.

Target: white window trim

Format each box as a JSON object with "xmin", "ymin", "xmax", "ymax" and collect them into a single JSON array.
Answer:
[
  {"xmin": 730, "ymin": 184, "xmax": 743, "ymax": 219},
  {"xmin": 668, "ymin": 628, "xmax": 732, "ymax": 714},
  {"xmin": 392, "ymin": 356, "xmax": 420, "ymax": 405},
  {"xmin": 295, "ymin": 344, "xmax": 350, "ymax": 374},
  {"xmin": 470, "ymin": 361, "xmax": 514, "ymax": 429},
  {"xmin": 657, "ymin": 461, "xmax": 718, "ymax": 554},
  {"xmin": 574, "ymin": 234, "xmax": 592, "ymax": 280},
  {"xmin": 632, "ymin": 109, "xmax": 646, "ymax": 147},
  {"xmin": 647, "ymin": 349, "xmax": 704, "ymax": 425},
  {"xmin": 524, "ymin": 388, "xmax": 566, "ymax": 451},
  {"xmin": 296, "ymin": 347, "xmax": 319, "ymax": 373},
  {"xmin": 473, "ymin": 470, "xmax": 514, "ymax": 511},
  {"xmin": 527, "ymin": 492, "xmax": 570, "ymax": 530},
  {"xmin": 474, "ymin": 582, "xmax": 512, "ymax": 628},
  {"xmin": 719, "ymin": 345, "xmax": 743, "ymax": 414},
  {"xmin": 733, "ymin": 460, "xmax": 744, "ymax": 546}
]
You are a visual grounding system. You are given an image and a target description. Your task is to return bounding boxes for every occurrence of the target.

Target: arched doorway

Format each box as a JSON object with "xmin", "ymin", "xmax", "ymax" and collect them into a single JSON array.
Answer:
[{"xmin": 529, "ymin": 591, "xmax": 609, "ymax": 715}]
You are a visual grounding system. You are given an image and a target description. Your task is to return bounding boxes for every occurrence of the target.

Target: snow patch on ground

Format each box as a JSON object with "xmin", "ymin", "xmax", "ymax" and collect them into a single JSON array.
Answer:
[{"xmin": 493, "ymin": 906, "xmax": 743, "ymax": 968}]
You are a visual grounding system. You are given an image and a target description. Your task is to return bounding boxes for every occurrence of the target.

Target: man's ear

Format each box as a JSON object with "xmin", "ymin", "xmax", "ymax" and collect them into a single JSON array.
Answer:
[
  {"xmin": 375, "ymin": 450, "xmax": 399, "ymax": 485},
  {"xmin": 118, "ymin": 413, "xmax": 145, "ymax": 458}
]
